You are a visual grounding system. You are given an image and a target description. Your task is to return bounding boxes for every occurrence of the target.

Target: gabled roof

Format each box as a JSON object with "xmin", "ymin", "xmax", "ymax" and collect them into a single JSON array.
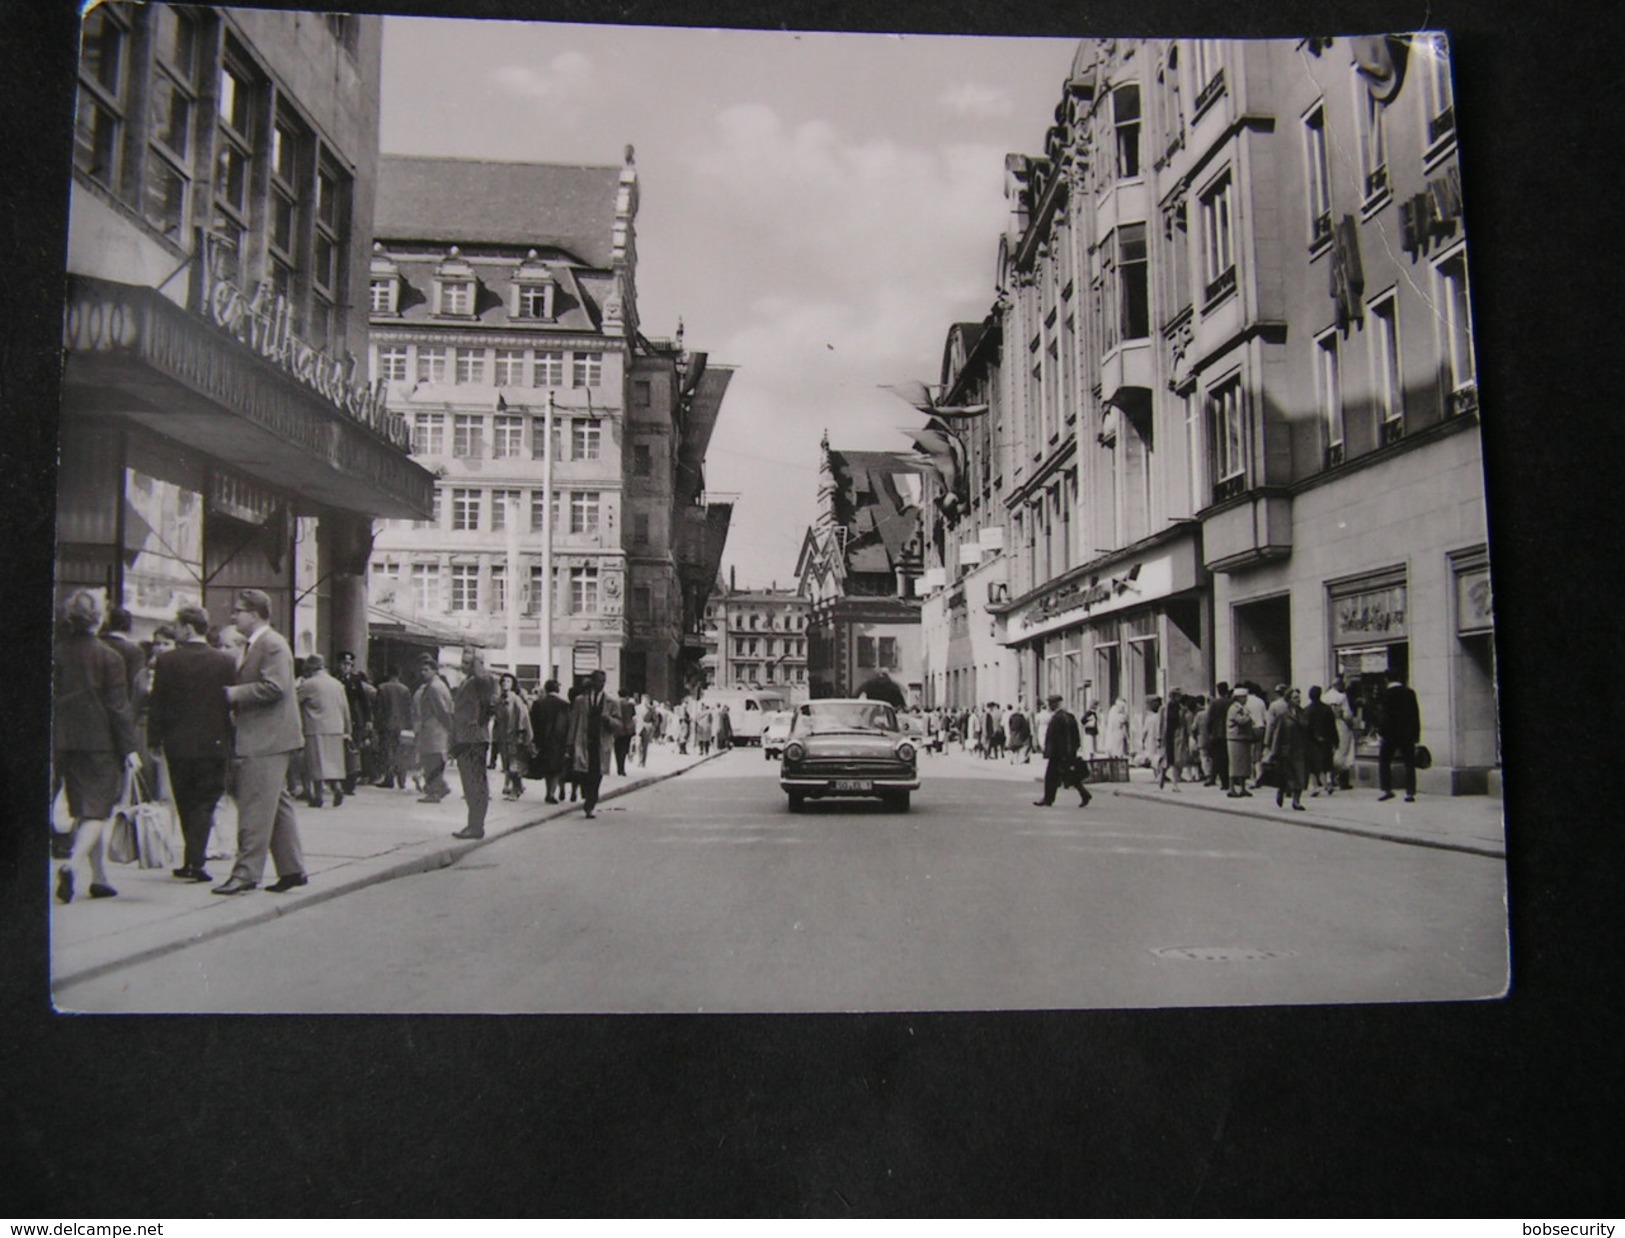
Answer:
[{"xmin": 375, "ymin": 156, "xmax": 624, "ymax": 268}]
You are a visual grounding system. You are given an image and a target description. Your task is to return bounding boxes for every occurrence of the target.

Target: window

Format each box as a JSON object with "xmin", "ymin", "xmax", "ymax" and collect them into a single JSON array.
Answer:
[
  {"xmin": 572, "ymin": 418, "xmax": 602, "ymax": 460},
  {"xmin": 494, "ymin": 349, "xmax": 526, "ymax": 387},
  {"xmin": 532, "ymin": 418, "xmax": 566, "ymax": 461},
  {"xmin": 570, "ymin": 492, "xmax": 601, "ymax": 535},
  {"xmin": 440, "ymin": 279, "xmax": 475, "ymax": 316},
  {"xmin": 267, "ymin": 110, "xmax": 305, "ymax": 329},
  {"xmin": 528, "ymin": 565, "xmax": 547, "ymax": 616},
  {"xmin": 1420, "ymin": 33, "xmax": 1455, "ymax": 145},
  {"xmin": 449, "ymin": 564, "xmax": 479, "ymax": 612},
  {"xmin": 572, "ymin": 352, "xmax": 603, "ymax": 388},
  {"xmin": 632, "ymin": 512, "xmax": 650, "ymax": 545},
  {"xmin": 1371, "ymin": 295, "xmax": 1404, "ymax": 434},
  {"xmin": 633, "ymin": 380, "xmax": 652, "ymax": 408},
  {"xmin": 211, "ymin": 49, "xmax": 257, "ymax": 283},
  {"xmin": 410, "ymin": 413, "xmax": 444, "ymax": 455},
  {"xmin": 75, "ymin": 5, "xmax": 132, "ymax": 193},
  {"xmin": 376, "ymin": 346, "xmax": 408, "ymax": 382},
  {"xmin": 1305, "ymin": 105, "xmax": 1333, "ymax": 246},
  {"xmin": 311, "ymin": 158, "xmax": 346, "ymax": 349},
  {"xmin": 491, "ymin": 489, "xmax": 522, "ymax": 531},
  {"xmin": 1435, "ymin": 250, "xmax": 1477, "ymax": 412},
  {"xmin": 490, "ymin": 563, "xmax": 507, "ymax": 614},
  {"xmin": 878, "ymin": 637, "xmax": 899, "ymax": 669},
  {"xmin": 1183, "ymin": 390, "xmax": 1205, "ymax": 514},
  {"xmin": 1114, "ymin": 85, "xmax": 1142, "ymax": 179},
  {"xmin": 1316, "ymin": 329, "xmax": 1345, "ymax": 465},
  {"xmin": 1117, "ymin": 225, "xmax": 1150, "ymax": 341},
  {"xmin": 1191, "ymin": 40, "xmax": 1223, "ymax": 110},
  {"xmin": 454, "ymin": 348, "xmax": 486, "ymax": 385},
  {"xmin": 144, "ymin": 5, "xmax": 200, "ymax": 240},
  {"xmin": 570, "ymin": 565, "xmax": 599, "ymax": 615},
  {"xmin": 530, "ymin": 491, "xmax": 548, "ymax": 533},
  {"xmin": 370, "ymin": 279, "xmax": 397, "ymax": 314},
  {"xmin": 534, "ymin": 351, "xmax": 565, "ymax": 387},
  {"xmin": 417, "ymin": 348, "xmax": 448, "ymax": 383},
  {"xmin": 632, "ymin": 443, "xmax": 653, "ymax": 477},
  {"xmin": 493, "ymin": 415, "xmax": 524, "ymax": 459},
  {"xmin": 452, "ymin": 415, "xmax": 483, "ymax": 459},
  {"xmin": 1208, "ymin": 377, "xmax": 1247, "ymax": 501},
  {"xmin": 1199, "ymin": 174, "xmax": 1236, "ymax": 305},
  {"xmin": 411, "ymin": 563, "xmax": 440, "ymax": 612},
  {"xmin": 451, "ymin": 489, "xmax": 481, "ymax": 532},
  {"xmin": 515, "ymin": 282, "xmax": 554, "ymax": 320},
  {"xmin": 1358, "ymin": 86, "xmax": 1388, "ymax": 201}
]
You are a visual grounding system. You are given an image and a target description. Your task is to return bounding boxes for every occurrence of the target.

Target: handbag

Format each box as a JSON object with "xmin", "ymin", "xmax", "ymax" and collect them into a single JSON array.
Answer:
[
  {"xmin": 1414, "ymin": 744, "xmax": 1433, "ymax": 770},
  {"xmin": 124, "ymin": 776, "xmax": 181, "ymax": 870},
  {"xmin": 107, "ymin": 778, "xmax": 140, "ymax": 865}
]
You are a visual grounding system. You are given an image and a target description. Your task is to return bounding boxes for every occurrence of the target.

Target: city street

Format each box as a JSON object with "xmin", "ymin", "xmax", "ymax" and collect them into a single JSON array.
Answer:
[{"xmin": 56, "ymin": 749, "xmax": 1508, "ymax": 1013}]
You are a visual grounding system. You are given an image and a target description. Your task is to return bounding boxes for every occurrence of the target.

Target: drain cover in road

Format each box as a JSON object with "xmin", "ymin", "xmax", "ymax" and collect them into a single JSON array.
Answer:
[{"xmin": 1150, "ymin": 946, "xmax": 1298, "ymax": 961}]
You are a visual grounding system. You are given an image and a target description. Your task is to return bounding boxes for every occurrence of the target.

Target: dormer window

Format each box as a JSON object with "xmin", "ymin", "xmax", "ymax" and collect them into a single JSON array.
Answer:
[
  {"xmin": 511, "ymin": 248, "xmax": 557, "ymax": 321},
  {"xmin": 433, "ymin": 246, "xmax": 477, "ymax": 317},
  {"xmin": 369, "ymin": 243, "xmax": 401, "ymax": 315}
]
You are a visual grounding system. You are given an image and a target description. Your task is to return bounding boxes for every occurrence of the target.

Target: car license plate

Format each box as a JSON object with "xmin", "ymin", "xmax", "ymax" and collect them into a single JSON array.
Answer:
[{"xmin": 833, "ymin": 779, "xmax": 872, "ymax": 792}]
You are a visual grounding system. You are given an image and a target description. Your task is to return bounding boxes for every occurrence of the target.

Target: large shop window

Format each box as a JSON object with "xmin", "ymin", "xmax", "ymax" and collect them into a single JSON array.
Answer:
[
  {"xmin": 123, "ymin": 466, "xmax": 204, "ymax": 623},
  {"xmin": 1328, "ymin": 569, "xmax": 1409, "ymax": 759}
]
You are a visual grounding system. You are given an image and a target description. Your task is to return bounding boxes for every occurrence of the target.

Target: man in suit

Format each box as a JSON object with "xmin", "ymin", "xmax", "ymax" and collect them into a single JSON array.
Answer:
[
  {"xmin": 335, "ymin": 651, "xmax": 373, "ymax": 793},
  {"xmin": 374, "ymin": 666, "xmax": 414, "ymax": 789},
  {"xmin": 148, "ymin": 603, "xmax": 236, "ymax": 883},
  {"xmin": 449, "ymin": 646, "xmax": 497, "ymax": 840},
  {"xmin": 566, "ymin": 669, "xmax": 623, "ymax": 819},
  {"xmin": 528, "ymin": 679, "xmax": 572, "ymax": 803},
  {"xmin": 216, "ymin": 588, "xmax": 308, "ymax": 895},
  {"xmin": 1377, "ymin": 673, "xmax": 1422, "ymax": 803},
  {"xmin": 413, "ymin": 655, "xmax": 454, "ymax": 802},
  {"xmin": 1035, "ymin": 692, "xmax": 1087, "ymax": 807}
]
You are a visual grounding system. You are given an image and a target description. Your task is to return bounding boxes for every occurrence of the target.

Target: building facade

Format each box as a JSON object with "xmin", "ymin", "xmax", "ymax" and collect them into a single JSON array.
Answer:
[
  {"xmin": 916, "ymin": 35, "xmax": 1493, "ymax": 792},
  {"xmin": 700, "ymin": 577, "xmax": 810, "ymax": 694},
  {"xmin": 365, "ymin": 154, "xmax": 733, "ymax": 698},
  {"xmin": 795, "ymin": 436, "xmax": 925, "ymax": 702},
  {"xmin": 59, "ymin": 5, "xmax": 432, "ymax": 655}
]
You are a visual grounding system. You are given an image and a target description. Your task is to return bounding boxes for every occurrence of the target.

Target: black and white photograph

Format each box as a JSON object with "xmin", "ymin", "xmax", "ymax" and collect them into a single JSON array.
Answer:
[{"xmin": 43, "ymin": 9, "xmax": 1510, "ymax": 1015}]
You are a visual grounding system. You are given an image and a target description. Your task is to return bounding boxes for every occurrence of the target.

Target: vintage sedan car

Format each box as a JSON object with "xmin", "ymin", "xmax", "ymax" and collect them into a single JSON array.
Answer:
[
  {"xmin": 779, "ymin": 699, "xmax": 920, "ymax": 811},
  {"xmin": 761, "ymin": 711, "xmax": 794, "ymax": 761}
]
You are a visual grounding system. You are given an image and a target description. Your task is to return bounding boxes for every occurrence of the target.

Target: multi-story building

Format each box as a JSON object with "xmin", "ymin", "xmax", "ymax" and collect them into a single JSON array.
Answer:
[
  {"xmin": 366, "ymin": 154, "xmax": 733, "ymax": 698},
  {"xmin": 700, "ymin": 575, "xmax": 810, "ymax": 694},
  {"xmin": 795, "ymin": 435, "xmax": 926, "ymax": 702},
  {"xmin": 57, "ymin": 5, "xmax": 433, "ymax": 655},
  {"xmin": 915, "ymin": 35, "xmax": 1493, "ymax": 793}
]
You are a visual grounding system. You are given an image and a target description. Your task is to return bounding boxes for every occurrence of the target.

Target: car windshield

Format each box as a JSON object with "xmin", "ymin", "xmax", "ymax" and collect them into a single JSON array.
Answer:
[{"xmin": 794, "ymin": 701, "xmax": 899, "ymax": 735}]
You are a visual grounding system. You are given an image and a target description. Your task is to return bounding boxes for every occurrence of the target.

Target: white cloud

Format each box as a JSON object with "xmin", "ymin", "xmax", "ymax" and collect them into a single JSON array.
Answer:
[
  {"xmin": 938, "ymin": 83, "xmax": 1015, "ymax": 119},
  {"xmin": 488, "ymin": 52, "xmax": 595, "ymax": 106}
]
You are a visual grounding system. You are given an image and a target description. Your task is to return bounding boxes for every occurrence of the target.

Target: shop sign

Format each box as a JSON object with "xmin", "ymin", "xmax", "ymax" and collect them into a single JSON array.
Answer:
[
  {"xmin": 572, "ymin": 642, "xmax": 602, "ymax": 674},
  {"xmin": 1456, "ymin": 567, "xmax": 1493, "ymax": 635},
  {"xmin": 199, "ymin": 239, "xmax": 404, "ymax": 449},
  {"xmin": 1331, "ymin": 584, "xmax": 1408, "ymax": 645}
]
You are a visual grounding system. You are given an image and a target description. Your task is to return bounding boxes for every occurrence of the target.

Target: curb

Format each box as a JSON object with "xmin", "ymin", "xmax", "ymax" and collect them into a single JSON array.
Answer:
[
  {"xmin": 52, "ymin": 750, "xmax": 729, "ymax": 993},
  {"xmin": 1106, "ymin": 784, "xmax": 1506, "ymax": 860}
]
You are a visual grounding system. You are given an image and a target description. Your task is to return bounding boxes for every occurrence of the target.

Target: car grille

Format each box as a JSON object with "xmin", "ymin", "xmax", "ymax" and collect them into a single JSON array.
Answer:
[{"xmin": 790, "ymin": 758, "xmax": 911, "ymax": 778}]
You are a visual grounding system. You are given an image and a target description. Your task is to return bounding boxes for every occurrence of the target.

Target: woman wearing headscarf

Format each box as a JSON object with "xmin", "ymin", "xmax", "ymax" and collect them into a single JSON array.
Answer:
[
  {"xmin": 1267, "ymin": 687, "xmax": 1310, "ymax": 811},
  {"xmin": 1224, "ymin": 686, "xmax": 1257, "ymax": 798},
  {"xmin": 53, "ymin": 590, "xmax": 142, "ymax": 904}
]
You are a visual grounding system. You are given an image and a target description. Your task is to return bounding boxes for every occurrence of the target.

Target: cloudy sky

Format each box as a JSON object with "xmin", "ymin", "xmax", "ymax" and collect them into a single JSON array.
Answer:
[{"xmin": 380, "ymin": 18, "xmax": 1081, "ymax": 587}]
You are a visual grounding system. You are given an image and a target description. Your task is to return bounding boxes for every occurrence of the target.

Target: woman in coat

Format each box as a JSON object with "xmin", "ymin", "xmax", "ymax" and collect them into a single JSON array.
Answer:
[
  {"xmin": 54, "ymin": 590, "xmax": 143, "ymax": 904},
  {"xmin": 1224, "ymin": 687, "xmax": 1257, "ymax": 798},
  {"xmin": 1267, "ymin": 687, "xmax": 1310, "ymax": 811},
  {"xmin": 493, "ymin": 674, "xmax": 534, "ymax": 800},
  {"xmin": 1322, "ymin": 676, "xmax": 1357, "ymax": 789},
  {"xmin": 1156, "ymin": 688, "xmax": 1190, "ymax": 790},
  {"xmin": 695, "ymin": 707, "xmax": 715, "ymax": 755},
  {"xmin": 1304, "ymin": 685, "xmax": 1339, "ymax": 797},
  {"xmin": 296, "ymin": 654, "xmax": 351, "ymax": 808},
  {"xmin": 526, "ymin": 679, "xmax": 572, "ymax": 803}
]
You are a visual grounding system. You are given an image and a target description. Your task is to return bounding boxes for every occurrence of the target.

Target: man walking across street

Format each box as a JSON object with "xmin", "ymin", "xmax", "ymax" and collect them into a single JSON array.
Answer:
[
  {"xmin": 1378, "ymin": 672, "xmax": 1422, "ymax": 803},
  {"xmin": 216, "ymin": 589, "xmax": 308, "ymax": 895},
  {"xmin": 450, "ymin": 646, "xmax": 498, "ymax": 839},
  {"xmin": 148, "ymin": 604, "xmax": 236, "ymax": 883},
  {"xmin": 1034, "ymin": 693, "xmax": 1087, "ymax": 807},
  {"xmin": 567, "ymin": 669, "xmax": 623, "ymax": 819}
]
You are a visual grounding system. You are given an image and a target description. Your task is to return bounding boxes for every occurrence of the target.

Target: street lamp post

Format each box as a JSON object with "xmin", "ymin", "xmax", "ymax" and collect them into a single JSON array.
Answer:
[{"xmin": 542, "ymin": 389, "xmax": 555, "ymax": 683}]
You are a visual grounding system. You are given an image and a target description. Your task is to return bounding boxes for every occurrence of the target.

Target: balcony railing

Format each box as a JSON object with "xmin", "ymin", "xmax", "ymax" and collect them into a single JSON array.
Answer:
[
  {"xmin": 1325, "ymin": 441, "xmax": 1345, "ymax": 469},
  {"xmin": 1428, "ymin": 106, "xmax": 1456, "ymax": 145},
  {"xmin": 1379, "ymin": 417, "xmax": 1406, "ymax": 446},
  {"xmin": 1364, "ymin": 165, "xmax": 1390, "ymax": 201},
  {"xmin": 1213, "ymin": 473, "xmax": 1246, "ymax": 504},
  {"xmin": 1311, "ymin": 211, "xmax": 1333, "ymax": 248},
  {"xmin": 1202, "ymin": 265, "xmax": 1237, "ymax": 308},
  {"xmin": 1449, "ymin": 382, "xmax": 1480, "ymax": 418}
]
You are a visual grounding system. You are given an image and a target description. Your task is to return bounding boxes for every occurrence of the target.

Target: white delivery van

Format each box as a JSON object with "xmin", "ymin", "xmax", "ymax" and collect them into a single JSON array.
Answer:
[{"xmin": 695, "ymin": 689, "xmax": 794, "ymax": 745}]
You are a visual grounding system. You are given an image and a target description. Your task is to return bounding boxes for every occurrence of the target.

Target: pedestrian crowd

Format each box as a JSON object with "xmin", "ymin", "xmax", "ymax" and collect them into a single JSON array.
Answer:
[{"xmin": 49, "ymin": 588, "xmax": 721, "ymax": 906}]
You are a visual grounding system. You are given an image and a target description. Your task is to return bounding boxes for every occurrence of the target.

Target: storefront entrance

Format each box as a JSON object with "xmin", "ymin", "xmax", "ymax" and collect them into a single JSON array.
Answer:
[{"xmin": 1233, "ymin": 594, "xmax": 1291, "ymax": 692}]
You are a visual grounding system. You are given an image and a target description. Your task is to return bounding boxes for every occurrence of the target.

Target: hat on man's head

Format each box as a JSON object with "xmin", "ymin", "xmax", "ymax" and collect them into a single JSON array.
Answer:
[
  {"xmin": 418, "ymin": 653, "xmax": 439, "ymax": 668},
  {"xmin": 304, "ymin": 653, "xmax": 325, "ymax": 672},
  {"xmin": 1046, "ymin": 693, "xmax": 1063, "ymax": 705},
  {"xmin": 1233, "ymin": 685, "xmax": 1249, "ymax": 696}
]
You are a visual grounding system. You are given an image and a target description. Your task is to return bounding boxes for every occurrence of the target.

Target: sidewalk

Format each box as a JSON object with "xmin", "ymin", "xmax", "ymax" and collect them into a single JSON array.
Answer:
[
  {"xmin": 51, "ymin": 741, "xmax": 724, "ymax": 991},
  {"xmin": 920, "ymin": 745, "xmax": 1506, "ymax": 859}
]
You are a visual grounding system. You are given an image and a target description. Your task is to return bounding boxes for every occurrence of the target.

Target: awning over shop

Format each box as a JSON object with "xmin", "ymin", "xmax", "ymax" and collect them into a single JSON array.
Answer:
[{"xmin": 62, "ymin": 275, "xmax": 435, "ymax": 521}]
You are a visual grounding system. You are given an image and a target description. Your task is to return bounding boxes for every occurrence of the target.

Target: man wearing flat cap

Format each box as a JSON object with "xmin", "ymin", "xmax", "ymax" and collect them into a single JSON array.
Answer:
[
  {"xmin": 216, "ymin": 588, "xmax": 308, "ymax": 895},
  {"xmin": 1035, "ymin": 692, "xmax": 1086, "ymax": 808}
]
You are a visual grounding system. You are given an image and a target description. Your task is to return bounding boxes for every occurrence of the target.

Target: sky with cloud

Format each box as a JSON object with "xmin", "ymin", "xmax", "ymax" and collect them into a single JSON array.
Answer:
[{"xmin": 381, "ymin": 19, "xmax": 1080, "ymax": 588}]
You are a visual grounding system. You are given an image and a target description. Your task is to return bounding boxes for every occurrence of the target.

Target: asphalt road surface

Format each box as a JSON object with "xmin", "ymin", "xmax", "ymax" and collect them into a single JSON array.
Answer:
[{"xmin": 58, "ymin": 750, "xmax": 1508, "ymax": 1013}]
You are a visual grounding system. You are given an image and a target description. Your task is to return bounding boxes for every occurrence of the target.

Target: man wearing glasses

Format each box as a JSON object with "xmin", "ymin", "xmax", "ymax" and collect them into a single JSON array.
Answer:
[{"xmin": 214, "ymin": 589, "xmax": 308, "ymax": 895}]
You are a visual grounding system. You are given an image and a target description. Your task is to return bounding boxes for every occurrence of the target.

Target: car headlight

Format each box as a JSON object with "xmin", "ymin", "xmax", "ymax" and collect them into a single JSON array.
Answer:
[
  {"xmin": 895, "ymin": 740, "xmax": 916, "ymax": 763},
  {"xmin": 783, "ymin": 741, "xmax": 806, "ymax": 763}
]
